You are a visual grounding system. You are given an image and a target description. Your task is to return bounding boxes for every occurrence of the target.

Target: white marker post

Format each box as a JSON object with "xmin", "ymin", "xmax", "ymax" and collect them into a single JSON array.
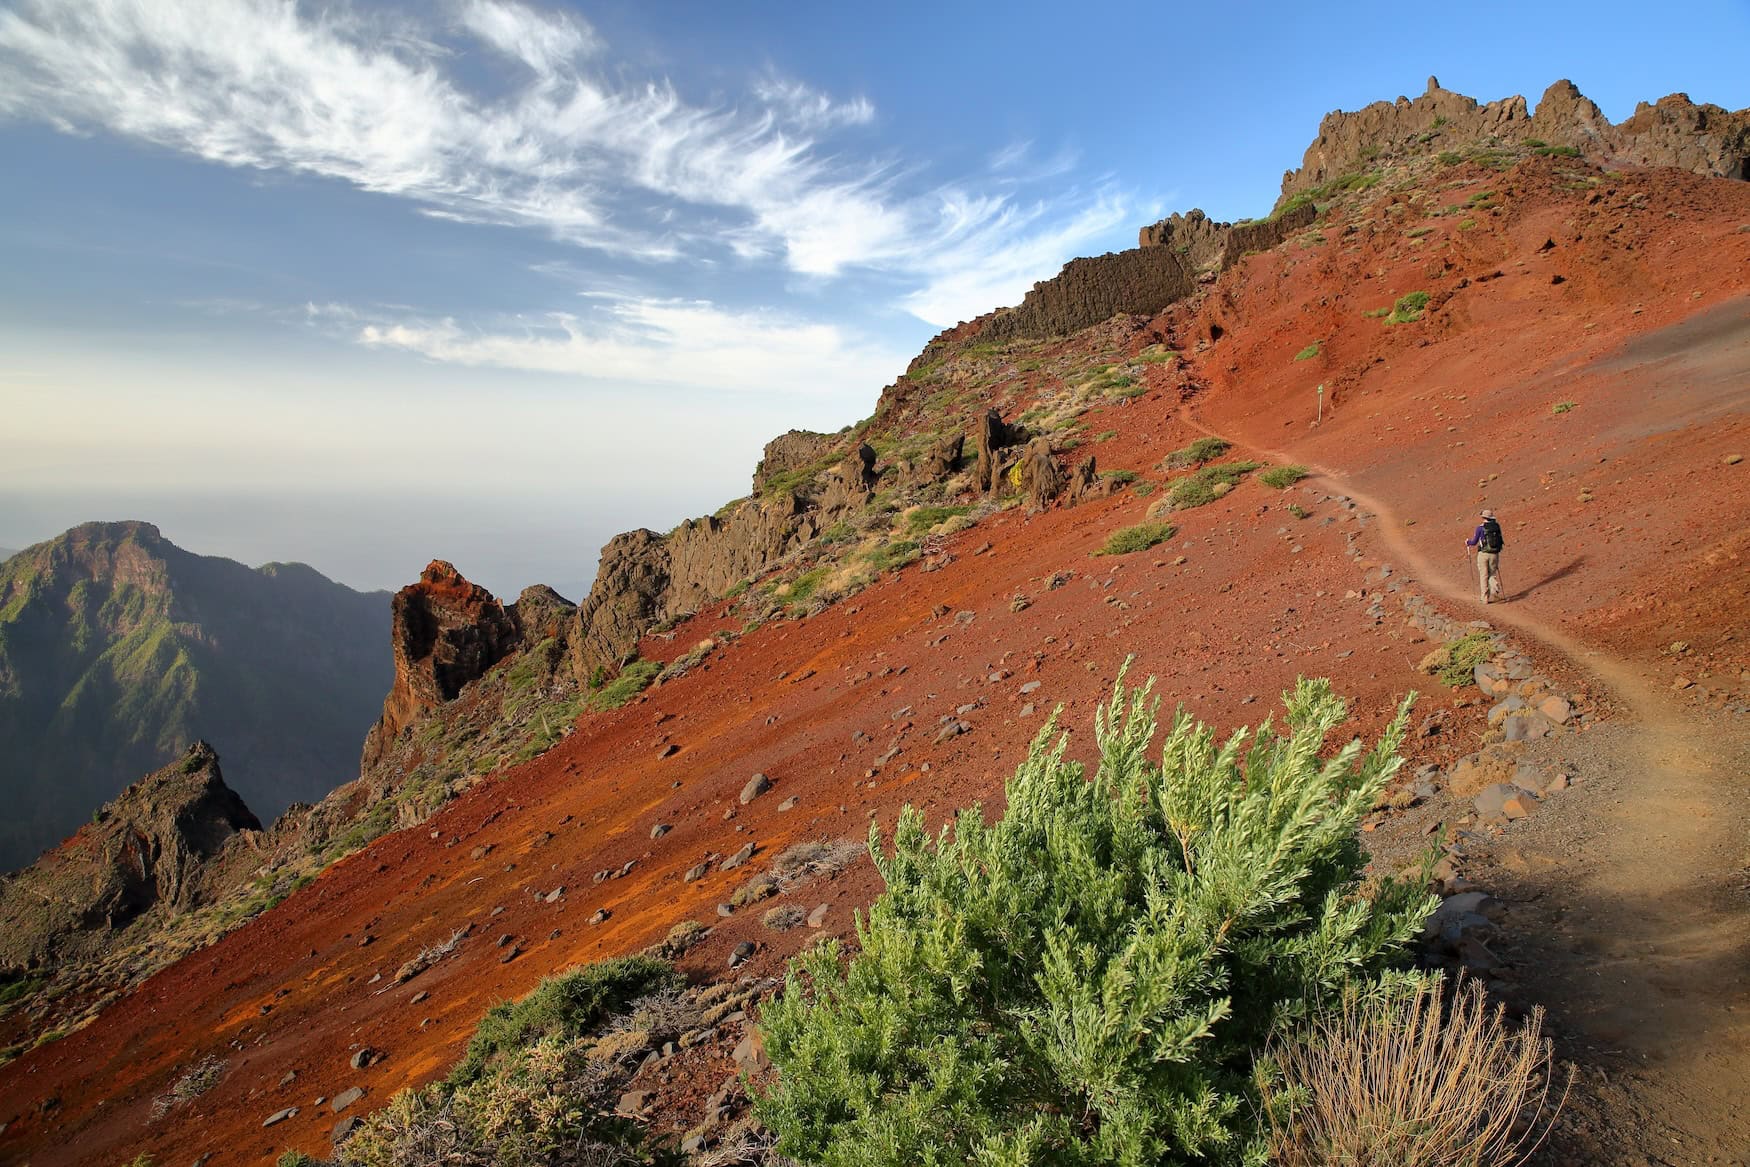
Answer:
[{"xmin": 1316, "ymin": 382, "xmax": 1324, "ymax": 424}]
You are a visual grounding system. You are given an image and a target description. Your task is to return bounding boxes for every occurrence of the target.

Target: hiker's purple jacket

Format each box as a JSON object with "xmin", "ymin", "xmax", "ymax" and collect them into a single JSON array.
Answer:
[{"xmin": 1467, "ymin": 523, "xmax": 1492, "ymax": 549}]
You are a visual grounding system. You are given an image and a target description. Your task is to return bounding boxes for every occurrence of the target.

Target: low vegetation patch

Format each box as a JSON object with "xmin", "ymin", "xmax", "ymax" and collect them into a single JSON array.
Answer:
[
  {"xmin": 1385, "ymin": 290, "xmax": 1432, "ymax": 324},
  {"xmin": 1168, "ymin": 460, "xmax": 1262, "ymax": 509},
  {"xmin": 1438, "ymin": 630, "xmax": 1496, "ymax": 687},
  {"xmin": 756, "ymin": 671, "xmax": 1431, "ymax": 1165},
  {"xmin": 1097, "ymin": 521, "xmax": 1177, "ymax": 556},
  {"xmin": 1165, "ymin": 435, "xmax": 1231, "ymax": 469},
  {"xmin": 1293, "ymin": 341, "xmax": 1322, "ymax": 361},
  {"xmin": 904, "ymin": 505, "xmax": 971, "ymax": 537},
  {"xmin": 1260, "ymin": 465, "xmax": 1310, "ymax": 489},
  {"xmin": 585, "ymin": 659, "xmax": 661, "ymax": 711},
  {"xmin": 1099, "ymin": 468, "xmax": 1138, "ymax": 485},
  {"xmin": 1552, "ymin": 401, "xmax": 1577, "ymax": 415},
  {"xmin": 343, "ymin": 956, "xmax": 680, "ymax": 1167}
]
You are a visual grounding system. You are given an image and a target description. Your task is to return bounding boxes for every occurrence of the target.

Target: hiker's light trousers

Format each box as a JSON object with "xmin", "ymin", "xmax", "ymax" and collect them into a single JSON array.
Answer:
[{"xmin": 1476, "ymin": 551, "xmax": 1501, "ymax": 601}]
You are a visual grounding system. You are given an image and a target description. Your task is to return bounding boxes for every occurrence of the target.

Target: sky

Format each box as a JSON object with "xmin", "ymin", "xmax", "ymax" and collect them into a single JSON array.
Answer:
[{"xmin": 2, "ymin": 0, "xmax": 1746, "ymax": 598}]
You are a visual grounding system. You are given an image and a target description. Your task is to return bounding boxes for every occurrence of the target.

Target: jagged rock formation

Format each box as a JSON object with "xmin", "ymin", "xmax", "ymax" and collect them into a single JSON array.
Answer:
[
  {"xmin": 0, "ymin": 743, "xmax": 260, "ymax": 969},
  {"xmin": 1138, "ymin": 209, "xmax": 1232, "ymax": 271},
  {"xmin": 973, "ymin": 410, "xmax": 1028, "ymax": 492},
  {"xmin": 982, "ymin": 247, "xmax": 1195, "ymax": 343},
  {"xmin": 1279, "ymin": 77, "xmax": 1750, "ymax": 205},
  {"xmin": 360, "ymin": 561, "xmax": 523, "ymax": 768},
  {"xmin": 1220, "ymin": 202, "xmax": 1318, "ymax": 267},
  {"xmin": 752, "ymin": 430, "xmax": 839, "ymax": 494},
  {"xmin": 0, "ymin": 522, "xmax": 390, "ymax": 872}
]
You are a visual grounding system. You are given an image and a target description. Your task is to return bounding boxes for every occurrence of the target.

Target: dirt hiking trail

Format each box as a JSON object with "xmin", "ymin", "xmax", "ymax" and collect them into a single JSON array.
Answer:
[{"xmin": 1184, "ymin": 402, "xmax": 1750, "ymax": 1165}]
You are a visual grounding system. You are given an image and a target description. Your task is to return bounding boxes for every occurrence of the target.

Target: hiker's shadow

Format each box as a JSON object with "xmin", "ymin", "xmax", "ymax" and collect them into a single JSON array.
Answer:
[{"xmin": 1513, "ymin": 556, "xmax": 1585, "ymax": 600}]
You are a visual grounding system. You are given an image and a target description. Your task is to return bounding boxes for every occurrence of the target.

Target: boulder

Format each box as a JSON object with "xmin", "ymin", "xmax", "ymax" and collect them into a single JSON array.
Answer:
[
  {"xmin": 740, "ymin": 773, "xmax": 773, "ymax": 805},
  {"xmin": 331, "ymin": 1087, "xmax": 364, "ymax": 1114}
]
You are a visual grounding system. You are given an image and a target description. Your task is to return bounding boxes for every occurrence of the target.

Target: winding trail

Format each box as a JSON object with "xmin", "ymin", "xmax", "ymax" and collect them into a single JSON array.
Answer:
[{"xmin": 1183, "ymin": 404, "xmax": 1750, "ymax": 1163}]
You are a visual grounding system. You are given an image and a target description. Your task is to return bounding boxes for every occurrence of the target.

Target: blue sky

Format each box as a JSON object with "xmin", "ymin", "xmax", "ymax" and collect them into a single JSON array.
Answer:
[{"xmin": 2, "ymin": 0, "xmax": 1745, "ymax": 597}]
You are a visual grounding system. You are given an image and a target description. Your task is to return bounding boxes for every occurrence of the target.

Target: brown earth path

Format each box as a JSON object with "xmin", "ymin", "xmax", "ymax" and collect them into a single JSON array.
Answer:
[{"xmin": 1181, "ymin": 394, "xmax": 1750, "ymax": 1164}]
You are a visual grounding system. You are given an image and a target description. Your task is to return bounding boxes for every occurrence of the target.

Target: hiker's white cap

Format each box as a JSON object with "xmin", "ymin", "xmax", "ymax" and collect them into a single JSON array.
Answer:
[{"xmin": 1480, "ymin": 508, "xmax": 1495, "ymax": 519}]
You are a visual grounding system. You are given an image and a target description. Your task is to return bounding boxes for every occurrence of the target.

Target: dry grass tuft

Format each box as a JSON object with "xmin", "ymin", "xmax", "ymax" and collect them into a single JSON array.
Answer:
[{"xmin": 1264, "ymin": 977, "xmax": 1565, "ymax": 1167}]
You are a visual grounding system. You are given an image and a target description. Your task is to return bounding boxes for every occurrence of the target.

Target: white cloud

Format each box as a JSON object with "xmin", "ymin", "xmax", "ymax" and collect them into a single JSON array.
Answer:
[
  {"xmin": 0, "ymin": 0, "xmax": 1139, "ymax": 326},
  {"xmin": 352, "ymin": 296, "xmax": 908, "ymax": 396}
]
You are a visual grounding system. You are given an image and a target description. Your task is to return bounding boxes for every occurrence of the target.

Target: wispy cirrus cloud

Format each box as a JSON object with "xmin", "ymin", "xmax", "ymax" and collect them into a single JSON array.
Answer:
[
  {"xmin": 0, "ymin": 0, "xmax": 1135, "ymax": 326},
  {"xmin": 342, "ymin": 296, "xmax": 908, "ymax": 397}
]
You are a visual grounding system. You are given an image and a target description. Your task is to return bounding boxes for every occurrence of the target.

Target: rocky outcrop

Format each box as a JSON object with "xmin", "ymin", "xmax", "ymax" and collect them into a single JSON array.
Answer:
[
  {"xmin": 972, "ymin": 410, "xmax": 1028, "ymax": 493},
  {"xmin": 903, "ymin": 432, "xmax": 965, "ymax": 485},
  {"xmin": 1220, "ymin": 202, "xmax": 1319, "ymax": 267},
  {"xmin": 510, "ymin": 584, "xmax": 575, "ymax": 642},
  {"xmin": 1279, "ymin": 77, "xmax": 1750, "ymax": 206},
  {"xmin": 1016, "ymin": 438, "xmax": 1065, "ymax": 511},
  {"xmin": 1137, "ymin": 209, "xmax": 1233, "ymax": 272},
  {"xmin": 818, "ymin": 444, "xmax": 879, "ymax": 512},
  {"xmin": 0, "ymin": 742, "xmax": 260, "ymax": 969},
  {"xmin": 981, "ymin": 247, "xmax": 1195, "ymax": 343},
  {"xmin": 752, "ymin": 430, "xmax": 839, "ymax": 495},
  {"xmin": 360, "ymin": 562, "xmax": 522, "ymax": 768}
]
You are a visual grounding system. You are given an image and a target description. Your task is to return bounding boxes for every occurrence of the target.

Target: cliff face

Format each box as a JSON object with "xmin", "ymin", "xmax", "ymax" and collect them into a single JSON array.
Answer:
[
  {"xmin": 1279, "ymin": 77, "xmax": 1750, "ymax": 205},
  {"xmin": 981, "ymin": 246, "xmax": 1195, "ymax": 343},
  {"xmin": 0, "ymin": 522, "xmax": 391, "ymax": 872},
  {"xmin": 359, "ymin": 561, "xmax": 523, "ymax": 769},
  {"xmin": 0, "ymin": 743, "xmax": 260, "ymax": 969}
]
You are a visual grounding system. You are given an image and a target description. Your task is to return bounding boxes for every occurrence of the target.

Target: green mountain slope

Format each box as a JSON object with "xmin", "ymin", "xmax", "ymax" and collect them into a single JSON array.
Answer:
[{"xmin": 0, "ymin": 521, "xmax": 392, "ymax": 871}]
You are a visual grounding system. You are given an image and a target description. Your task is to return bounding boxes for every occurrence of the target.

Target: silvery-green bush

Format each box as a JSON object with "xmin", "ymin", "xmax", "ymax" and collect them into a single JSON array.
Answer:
[{"xmin": 757, "ymin": 670, "xmax": 1433, "ymax": 1167}]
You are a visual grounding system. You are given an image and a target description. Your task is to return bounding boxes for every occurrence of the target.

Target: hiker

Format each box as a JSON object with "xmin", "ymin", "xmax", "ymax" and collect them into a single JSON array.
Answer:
[{"xmin": 1466, "ymin": 508, "xmax": 1505, "ymax": 603}]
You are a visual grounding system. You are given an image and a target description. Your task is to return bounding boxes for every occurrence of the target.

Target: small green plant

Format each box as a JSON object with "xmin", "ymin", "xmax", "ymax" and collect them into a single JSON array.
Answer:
[
  {"xmin": 276, "ymin": 1154, "xmax": 318, "ymax": 1167},
  {"xmin": 1287, "ymin": 503, "xmax": 1309, "ymax": 519},
  {"xmin": 1166, "ymin": 436, "xmax": 1231, "ymax": 469},
  {"xmin": 1437, "ymin": 150, "xmax": 1464, "ymax": 166},
  {"xmin": 1260, "ymin": 465, "xmax": 1310, "ymax": 489},
  {"xmin": 1534, "ymin": 144, "xmax": 1581, "ymax": 158},
  {"xmin": 1438, "ymin": 631, "xmax": 1495, "ymax": 688},
  {"xmin": 1293, "ymin": 341, "xmax": 1322, "ymax": 361},
  {"xmin": 1133, "ymin": 480, "xmax": 1157, "ymax": 497},
  {"xmin": 1458, "ymin": 217, "xmax": 1478, "ymax": 230},
  {"xmin": 1552, "ymin": 401, "xmax": 1577, "ymax": 414},
  {"xmin": 1406, "ymin": 226, "xmax": 1433, "ymax": 238},
  {"xmin": 756, "ymin": 670, "xmax": 1431, "ymax": 1166},
  {"xmin": 1168, "ymin": 460, "xmax": 1262, "ymax": 509},
  {"xmin": 586, "ymin": 660, "xmax": 662, "ymax": 711},
  {"xmin": 1137, "ymin": 347, "xmax": 1179, "ymax": 364},
  {"xmin": 1362, "ymin": 306, "xmax": 1391, "ymax": 318},
  {"xmin": 863, "ymin": 540, "xmax": 921, "ymax": 573},
  {"xmin": 1100, "ymin": 468, "xmax": 1139, "ymax": 485},
  {"xmin": 1097, "ymin": 521, "xmax": 1177, "ymax": 556},
  {"xmin": 1094, "ymin": 429, "xmax": 1118, "ymax": 442},
  {"xmin": 905, "ymin": 505, "xmax": 972, "ymax": 536},
  {"xmin": 450, "ymin": 956, "xmax": 678, "ymax": 1088},
  {"xmin": 1385, "ymin": 291, "xmax": 1432, "ymax": 324}
]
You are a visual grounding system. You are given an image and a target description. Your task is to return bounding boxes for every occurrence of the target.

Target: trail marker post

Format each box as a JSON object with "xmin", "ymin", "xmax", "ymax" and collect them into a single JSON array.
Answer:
[{"xmin": 1316, "ymin": 382, "xmax": 1324, "ymax": 423}]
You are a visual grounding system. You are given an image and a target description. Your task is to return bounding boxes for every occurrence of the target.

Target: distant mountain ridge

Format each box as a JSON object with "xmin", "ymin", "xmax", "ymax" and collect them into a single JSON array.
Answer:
[{"xmin": 0, "ymin": 521, "xmax": 392, "ymax": 871}]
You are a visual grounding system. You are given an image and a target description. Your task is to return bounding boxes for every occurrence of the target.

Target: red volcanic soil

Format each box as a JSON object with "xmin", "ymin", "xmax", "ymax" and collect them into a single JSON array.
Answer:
[{"xmin": 2, "ymin": 157, "xmax": 1747, "ymax": 1166}]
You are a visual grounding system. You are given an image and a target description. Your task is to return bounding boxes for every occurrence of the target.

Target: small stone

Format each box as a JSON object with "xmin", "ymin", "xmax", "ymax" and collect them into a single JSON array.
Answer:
[
  {"xmin": 500, "ymin": 945, "xmax": 520, "ymax": 963},
  {"xmin": 658, "ymin": 743, "xmax": 679, "ymax": 757},
  {"xmin": 469, "ymin": 845, "xmax": 489, "ymax": 860},
  {"xmin": 1725, "ymin": 453, "xmax": 1743, "ymax": 465},
  {"xmin": 263, "ymin": 1107, "xmax": 298, "ymax": 1127},
  {"xmin": 331, "ymin": 1087, "xmax": 365, "ymax": 1114},
  {"xmin": 332, "ymin": 1115, "xmax": 361, "ymax": 1148},
  {"xmin": 279, "ymin": 1069, "xmax": 298, "ymax": 1087},
  {"xmin": 650, "ymin": 823, "xmax": 671, "ymax": 839},
  {"xmin": 544, "ymin": 886, "xmax": 564, "ymax": 903},
  {"xmin": 685, "ymin": 861, "xmax": 710, "ymax": 882},
  {"xmin": 1019, "ymin": 680, "xmax": 1041, "ymax": 694},
  {"xmin": 616, "ymin": 1091, "xmax": 650, "ymax": 1117},
  {"xmin": 778, "ymin": 795, "xmax": 799, "ymax": 812},
  {"xmin": 1537, "ymin": 696, "xmax": 1572, "ymax": 724},
  {"xmin": 807, "ymin": 903, "xmax": 830, "ymax": 928},
  {"xmin": 410, "ymin": 990, "xmax": 428, "ymax": 1005},
  {"xmin": 717, "ymin": 903, "xmax": 734, "ymax": 917},
  {"xmin": 729, "ymin": 940, "xmax": 756, "ymax": 969},
  {"xmin": 721, "ymin": 842, "xmax": 756, "ymax": 871},
  {"xmin": 1673, "ymin": 676, "xmax": 1694, "ymax": 690},
  {"xmin": 349, "ymin": 1048, "xmax": 374, "ymax": 1071},
  {"xmin": 589, "ymin": 909, "xmax": 610, "ymax": 925},
  {"xmin": 732, "ymin": 1029, "xmax": 771, "ymax": 1072},
  {"xmin": 740, "ymin": 773, "xmax": 773, "ymax": 804},
  {"xmin": 496, "ymin": 932, "xmax": 514, "ymax": 947}
]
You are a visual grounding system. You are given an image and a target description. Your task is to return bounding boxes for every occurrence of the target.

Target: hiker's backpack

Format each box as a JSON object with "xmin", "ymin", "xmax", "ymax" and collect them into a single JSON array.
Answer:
[{"xmin": 1480, "ymin": 518, "xmax": 1504, "ymax": 553}]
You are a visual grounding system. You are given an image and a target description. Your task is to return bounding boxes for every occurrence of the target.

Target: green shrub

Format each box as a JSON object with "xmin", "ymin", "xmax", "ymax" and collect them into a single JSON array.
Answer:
[
  {"xmin": 1166, "ymin": 436, "xmax": 1231, "ymax": 469},
  {"xmin": 1097, "ymin": 521, "xmax": 1177, "ymax": 556},
  {"xmin": 1133, "ymin": 481, "xmax": 1157, "ymax": 497},
  {"xmin": 1533, "ymin": 144, "xmax": 1581, "ymax": 158},
  {"xmin": 1260, "ymin": 465, "xmax": 1310, "ymax": 489},
  {"xmin": 905, "ymin": 506, "xmax": 972, "ymax": 536},
  {"xmin": 1138, "ymin": 347, "xmax": 1179, "ymax": 365},
  {"xmin": 757, "ymin": 671, "xmax": 1431, "ymax": 1167},
  {"xmin": 585, "ymin": 660, "xmax": 662, "ymax": 711},
  {"xmin": 1168, "ymin": 460, "xmax": 1262, "ymax": 509},
  {"xmin": 1100, "ymin": 469, "xmax": 1139, "ymax": 485},
  {"xmin": 1287, "ymin": 503, "xmax": 1309, "ymax": 520},
  {"xmin": 1406, "ymin": 226, "xmax": 1433, "ymax": 239},
  {"xmin": 449, "ymin": 956, "xmax": 678, "ymax": 1088},
  {"xmin": 1362, "ymin": 306, "xmax": 1391, "ymax": 318},
  {"xmin": 782, "ymin": 565, "xmax": 832, "ymax": 607},
  {"xmin": 1438, "ymin": 631, "xmax": 1495, "ymax": 688},
  {"xmin": 1385, "ymin": 291, "xmax": 1431, "ymax": 324},
  {"xmin": 1437, "ymin": 150, "xmax": 1465, "ymax": 166},
  {"xmin": 1293, "ymin": 341, "xmax": 1322, "ymax": 361},
  {"xmin": 863, "ymin": 540, "xmax": 920, "ymax": 573},
  {"xmin": 1552, "ymin": 401, "xmax": 1577, "ymax": 415}
]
